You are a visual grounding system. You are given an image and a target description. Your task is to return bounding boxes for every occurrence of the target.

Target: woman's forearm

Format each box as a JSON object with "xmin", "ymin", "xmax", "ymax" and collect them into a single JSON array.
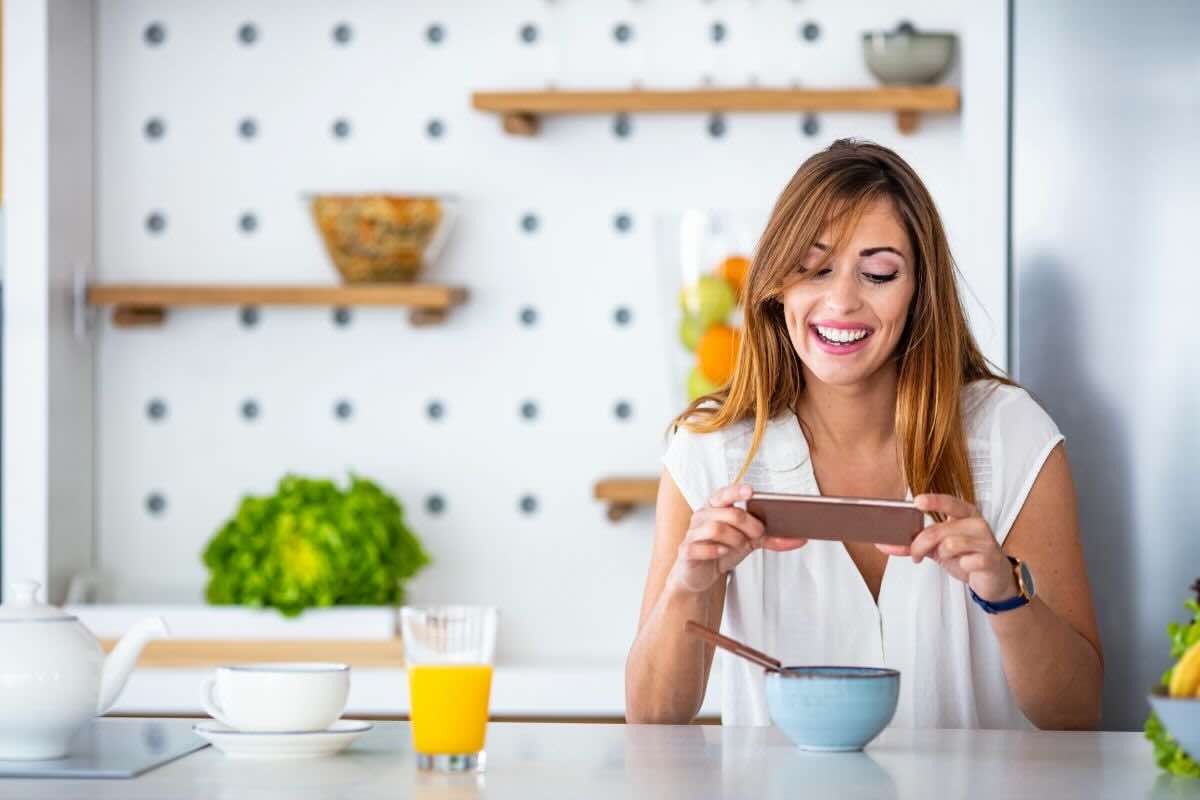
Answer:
[
  {"xmin": 625, "ymin": 580, "xmax": 725, "ymax": 724},
  {"xmin": 990, "ymin": 597, "xmax": 1103, "ymax": 729}
]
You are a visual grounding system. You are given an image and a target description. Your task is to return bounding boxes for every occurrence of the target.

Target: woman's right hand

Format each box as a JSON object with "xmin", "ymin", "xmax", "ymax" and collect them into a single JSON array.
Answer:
[{"xmin": 668, "ymin": 484, "xmax": 808, "ymax": 594}]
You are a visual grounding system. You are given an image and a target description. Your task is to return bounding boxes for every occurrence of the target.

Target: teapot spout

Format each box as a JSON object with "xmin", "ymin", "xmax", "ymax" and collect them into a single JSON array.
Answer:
[{"xmin": 97, "ymin": 617, "xmax": 169, "ymax": 715}]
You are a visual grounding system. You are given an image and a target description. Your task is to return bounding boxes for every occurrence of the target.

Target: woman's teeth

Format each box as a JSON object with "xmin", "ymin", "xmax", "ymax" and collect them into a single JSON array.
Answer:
[{"xmin": 815, "ymin": 325, "xmax": 870, "ymax": 344}]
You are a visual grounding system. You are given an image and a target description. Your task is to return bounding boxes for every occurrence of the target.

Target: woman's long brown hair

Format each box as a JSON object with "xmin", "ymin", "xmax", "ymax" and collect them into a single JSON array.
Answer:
[{"xmin": 672, "ymin": 138, "xmax": 1014, "ymax": 506}]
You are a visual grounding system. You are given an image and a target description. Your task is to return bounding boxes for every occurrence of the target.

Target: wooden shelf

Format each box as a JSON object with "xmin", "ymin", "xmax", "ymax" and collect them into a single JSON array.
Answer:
[
  {"xmin": 472, "ymin": 86, "xmax": 961, "ymax": 136},
  {"xmin": 594, "ymin": 477, "xmax": 660, "ymax": 522},
  {"xmin": 86, "ymin": 284, "xmax": 469, "ymax": 328},
  {"xmin": 99, "ymin": 638, "xmax": 405, "ymax": 668}
]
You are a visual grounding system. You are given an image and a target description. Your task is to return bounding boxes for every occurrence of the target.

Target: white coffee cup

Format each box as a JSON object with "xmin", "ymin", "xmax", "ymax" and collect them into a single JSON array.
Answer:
[{"xmin": 202, "ymin": 662, "xmax": 350, "ymax": 732}]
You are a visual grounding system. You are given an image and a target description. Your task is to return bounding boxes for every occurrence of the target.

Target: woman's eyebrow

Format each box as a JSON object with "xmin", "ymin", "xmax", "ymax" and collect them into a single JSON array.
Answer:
[{"xmin": 813, "ymin": 242, "xmax": 905, "ymax": 258}]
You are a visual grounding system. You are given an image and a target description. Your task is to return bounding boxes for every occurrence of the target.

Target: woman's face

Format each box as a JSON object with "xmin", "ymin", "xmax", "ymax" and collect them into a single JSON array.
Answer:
[{"xmin": 780, "ymin": 198, "xmax": 917, "ymax": 387}]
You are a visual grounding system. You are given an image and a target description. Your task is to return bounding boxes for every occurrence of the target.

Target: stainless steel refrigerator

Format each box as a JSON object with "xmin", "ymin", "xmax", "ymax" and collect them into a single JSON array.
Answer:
[{"xmin": 1012, "ymin": 0, "xmax": 1200, "ymax": 730}]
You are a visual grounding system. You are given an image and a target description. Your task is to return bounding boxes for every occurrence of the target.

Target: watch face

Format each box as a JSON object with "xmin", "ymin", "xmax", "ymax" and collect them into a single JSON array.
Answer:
[{"xmin": 1018, "ymin": 561, "xmax": 1035, "ymax": 599}]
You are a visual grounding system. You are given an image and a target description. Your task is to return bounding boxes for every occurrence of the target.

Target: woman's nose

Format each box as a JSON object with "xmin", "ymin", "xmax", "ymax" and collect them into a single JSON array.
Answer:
[{"xmin": 823, "ymin": 268, "xmax": 863, "ymax": 314}]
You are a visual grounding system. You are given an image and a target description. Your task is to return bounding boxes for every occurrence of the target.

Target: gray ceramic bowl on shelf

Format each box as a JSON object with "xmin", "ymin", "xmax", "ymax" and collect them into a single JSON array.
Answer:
[{"xmin": 862, "ymin": 22, "xmax": 957, "ymax": 85}]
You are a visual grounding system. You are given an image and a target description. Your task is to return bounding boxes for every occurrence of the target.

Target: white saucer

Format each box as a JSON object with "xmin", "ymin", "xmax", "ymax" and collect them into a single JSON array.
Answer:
[{"xmin": 193, "ymin": 719, "xmax": 374, "ymax": 759}]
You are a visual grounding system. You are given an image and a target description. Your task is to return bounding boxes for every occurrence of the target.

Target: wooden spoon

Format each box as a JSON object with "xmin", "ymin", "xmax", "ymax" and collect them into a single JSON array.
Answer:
[{"xmin": 685, "ymin": 620, "xmax": 782, "ymax": 673}]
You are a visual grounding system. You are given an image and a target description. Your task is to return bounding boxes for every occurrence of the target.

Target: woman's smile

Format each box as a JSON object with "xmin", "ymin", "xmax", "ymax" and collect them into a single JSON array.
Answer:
[{"xmin": 810, "ymin": 321, "xmax": 875, "ymax": 354}]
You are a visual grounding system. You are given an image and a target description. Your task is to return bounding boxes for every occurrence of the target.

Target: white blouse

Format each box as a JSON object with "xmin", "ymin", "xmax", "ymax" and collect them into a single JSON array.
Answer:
[{"xmin": 662, "ymin": 379, "xmax": 1064, "ymax": 729}]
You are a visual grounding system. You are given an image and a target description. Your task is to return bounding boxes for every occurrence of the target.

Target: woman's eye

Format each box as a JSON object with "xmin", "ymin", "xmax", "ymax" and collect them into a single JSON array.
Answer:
[{"xmin": 797, "ymin": 266, "xmax": 899, "ymax": 284}]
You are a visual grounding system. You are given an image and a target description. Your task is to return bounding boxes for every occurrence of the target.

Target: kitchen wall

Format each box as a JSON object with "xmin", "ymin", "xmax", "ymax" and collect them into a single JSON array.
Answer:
[{"xmin": 17, "ymin": 0, "xmax": 1006, "ymax": 666}]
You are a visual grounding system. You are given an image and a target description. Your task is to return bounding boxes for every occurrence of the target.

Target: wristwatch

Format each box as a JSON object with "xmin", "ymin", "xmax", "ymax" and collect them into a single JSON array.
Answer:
[{"xmin": 969, "ymin": 556, "xmax": 1035, "ymax": 614}]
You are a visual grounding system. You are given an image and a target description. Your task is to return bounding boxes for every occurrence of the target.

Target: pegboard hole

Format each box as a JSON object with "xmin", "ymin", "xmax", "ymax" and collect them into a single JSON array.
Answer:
[
  {"xmin": 519, "ymin": 494, "xmax": 539, "ymax": 515},
  {"xmin": 143, "ymin": 22, "xmax": 166, "ymax": 47},
  {"xmin": 519, "ymin": 23, "xmax": 539, "ymax": 44},
  {"xmin": 241, "ymin": 399, "xmax": 260, "ymax": 421},
  {"xmin": 146, "ymin": 398, "xmax": 167, "ymax": 421},
  {"xmin": 520, "ymin": 213, "xmax": 540, "ymax": 234},
  {"xmin": 238, "ymin": 118, "xmax": 258, "ymax": 139},
  {"xmin": 426, "ymin": 400, "xmax": 445, "ymax": 421},
  {"xmin": 614, "ymin": 400, "xmax": 634, "ymax": 420},
  {"xmin": 145, "ymin": 212, "xmax": 167, "ymax": 235},
  {"xmin": 334, "ymin": 400, "xmax": 354, "ymax": 420},
  {"xmin": 237, "ymin": 22, "xmax": 258, "ymax": 45},
  {"xmin": 332, "ymin": 118, "xmax": 352, "ymax": 139},
  {"xmin": 146, "ymin": 492, "xmax": 167, "ymax": 516},
  {"xmin": 238, "ymin": 212, "xmax": 258, "ymax": 234},
  {"xmin": 144, "ymin": 117, "xmax": 165, "ymax": 140},
  {"xmin": 707, "ymin": 113, "xmax": 727, "ymax": 138},
  {"xmin": 710, "ymin": 21, "xmax": 727, "ymax": 43},
  {"xmin": 613, "ymin": 306, "xmax": 633, "ymax": 326},
  {"xmin": 613, "ymin": 212, "xmax": 633, "ymax": 233},
  {"xmin": 519, "ymin": 306, "xmax": 539, "ymax": 327},
  {"xmin": 426, "ymin": 118, "xmax": 445, "ymax": 139},
  {"xmin": 426, "ymin": 23, "xmax": 445, "ymax": 44},
  {"xmin": 801, "ymin": 21, "xmax": 821, "ymax": 42},
  {"xmin": 333, "ymin": 307, "xmax": 353, "ymax": 327},
  {"xmin": 613, "ymin": 113, "xmax": 633, "ymax": 139},
  {"xmin": 801, "ymin": 113, "xmax": 821, "ymax": 137},
  {"xmin": 240, "ymin": 306, "xmax": 260, "ymax": 328},
  {"xmin": 520, "ymin": 400, "xmax": 539, "ymax": 421},
  {"xmin": 332, "ymin": 22, "xmax": 353, "ymax": 45},
  {"xmin": 425, "ymin": 494, "xmax": 446, "ymax": 515},
  {"xmin": 612, "ymin": 22, "xmax": 634, "ymax": 44}
]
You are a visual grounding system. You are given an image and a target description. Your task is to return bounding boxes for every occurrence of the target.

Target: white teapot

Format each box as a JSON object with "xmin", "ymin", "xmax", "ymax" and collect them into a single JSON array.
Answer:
[{"xmin": 0, "ymin": 580, "xmax": 168, "ymax": 759}]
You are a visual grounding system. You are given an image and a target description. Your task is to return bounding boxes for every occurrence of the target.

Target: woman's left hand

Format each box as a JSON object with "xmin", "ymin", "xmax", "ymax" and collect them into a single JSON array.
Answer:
[{"xmin": 876, "ymin": 493, "xmax": 1018, "ymax": 602}]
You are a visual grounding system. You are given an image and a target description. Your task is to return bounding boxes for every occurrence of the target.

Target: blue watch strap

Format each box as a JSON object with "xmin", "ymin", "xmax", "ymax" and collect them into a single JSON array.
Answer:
[
  {"xmin": 969, "ymin": 557, "xmax": 1031, "ymax": 614},
  {"xmin": 969, "ymin": 587, "xmax": 1029, "ymax": 614}
]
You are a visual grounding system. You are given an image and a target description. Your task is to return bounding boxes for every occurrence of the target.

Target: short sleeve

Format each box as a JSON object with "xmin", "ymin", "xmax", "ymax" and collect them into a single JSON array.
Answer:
[
  {"xmin": 989, "ymin": 387, "xmax": 1066, "ymax": 545},
  {"xmin": 662, "ymin": 423, "xmax": 728, "ymax": 512}
]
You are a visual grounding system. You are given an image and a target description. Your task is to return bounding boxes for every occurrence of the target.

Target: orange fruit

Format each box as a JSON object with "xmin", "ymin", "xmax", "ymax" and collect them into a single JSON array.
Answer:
[
  {"xmin": 697, "ymin": 324, "xmax": 740, "ymax": 384},
  {"xmin": 715, "ymin": 255, "xmax": 751, "ymax": 299}
]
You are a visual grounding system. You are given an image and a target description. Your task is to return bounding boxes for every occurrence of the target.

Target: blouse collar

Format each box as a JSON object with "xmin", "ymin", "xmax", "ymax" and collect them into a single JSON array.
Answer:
[{"xmin": 763, "ymin": 412, "xmax": 810, "ymax": 473}]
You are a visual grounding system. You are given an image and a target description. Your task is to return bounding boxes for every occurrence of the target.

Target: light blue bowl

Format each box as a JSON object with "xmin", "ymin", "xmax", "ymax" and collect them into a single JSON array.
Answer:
[
  {"xmin": 1148, "ymin": 691, "xmax": 1200, "ymax": 761},
  {"xmin": 765, "ymin": 667, "xmax": 900, "ymax": 752}
]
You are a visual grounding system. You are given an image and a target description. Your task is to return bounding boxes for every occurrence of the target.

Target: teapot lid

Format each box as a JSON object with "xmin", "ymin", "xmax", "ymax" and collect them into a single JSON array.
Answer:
[{"xmin": 0, "ymin": 581, "xmax": 75, "ymax": 622}]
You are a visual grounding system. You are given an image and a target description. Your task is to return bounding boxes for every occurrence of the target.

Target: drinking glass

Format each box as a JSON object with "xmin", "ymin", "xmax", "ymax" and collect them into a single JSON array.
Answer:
[{"xmin": 400, "ymin": 606, "xmax": 498, "ymax": 772}]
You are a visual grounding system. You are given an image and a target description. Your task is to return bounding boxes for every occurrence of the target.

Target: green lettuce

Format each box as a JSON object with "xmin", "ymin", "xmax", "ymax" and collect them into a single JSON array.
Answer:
[
  {"xmin": 1146, "ymin": 583, "xmax": 1200, "ymax": 777},
  {"xmin": 202, "ymin": 474, "xmax": 430, "ymax": 617}
]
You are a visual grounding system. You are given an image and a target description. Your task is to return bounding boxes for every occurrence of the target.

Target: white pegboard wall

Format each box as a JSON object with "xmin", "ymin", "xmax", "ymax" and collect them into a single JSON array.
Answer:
[{"xmin": 93, "ymin": 0, "xmax": 978, "ymax": 664}]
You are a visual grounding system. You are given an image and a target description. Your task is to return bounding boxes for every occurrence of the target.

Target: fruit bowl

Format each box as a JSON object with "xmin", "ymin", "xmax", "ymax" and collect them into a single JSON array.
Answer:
[
  {"xmin": 655, "ymin": 210, "xmax": 760, "ymax": 407},
  {"xmin": 309, "ymin": 194, "xmax": 458, "ymax": 283},
  {"xmin": 1149, "ymin": 689, "xmax": 1200, "ymax": 762}
]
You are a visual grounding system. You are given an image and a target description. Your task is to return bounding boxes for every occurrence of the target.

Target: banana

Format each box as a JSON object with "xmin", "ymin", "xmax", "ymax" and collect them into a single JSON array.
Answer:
[{"xmin": 1168, "ymin": 642, "xmax": 1200, "ymax": 698}]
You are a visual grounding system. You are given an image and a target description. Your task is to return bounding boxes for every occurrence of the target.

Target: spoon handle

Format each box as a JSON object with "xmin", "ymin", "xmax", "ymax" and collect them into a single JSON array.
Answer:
[{"xmin": 685, "ymin": 621, "xmax": 782, "ymax": 672}]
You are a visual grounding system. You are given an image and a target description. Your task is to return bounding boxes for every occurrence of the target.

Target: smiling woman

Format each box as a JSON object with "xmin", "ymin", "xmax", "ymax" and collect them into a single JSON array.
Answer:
[{"xmin": 626, "ymin": 139, "xmax": 1103, "ymax": 732}]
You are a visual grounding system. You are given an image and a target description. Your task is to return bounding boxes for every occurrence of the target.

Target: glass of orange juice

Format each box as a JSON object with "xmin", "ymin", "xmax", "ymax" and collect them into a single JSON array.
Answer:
[{"xmin": 400, "ymin": 605, "xmax": 497, "ymax": 772}]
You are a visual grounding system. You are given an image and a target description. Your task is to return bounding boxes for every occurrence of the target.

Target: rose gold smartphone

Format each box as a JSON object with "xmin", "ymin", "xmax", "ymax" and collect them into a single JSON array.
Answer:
[{"xmin": 745, "ymin": 492, "xmax": 924, "ymax": 546}]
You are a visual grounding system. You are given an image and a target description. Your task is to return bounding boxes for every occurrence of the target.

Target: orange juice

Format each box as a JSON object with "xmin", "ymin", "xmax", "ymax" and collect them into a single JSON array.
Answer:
[{"xmin": 408, "ymin": 664, "xmax": 493, "ymax": 754}]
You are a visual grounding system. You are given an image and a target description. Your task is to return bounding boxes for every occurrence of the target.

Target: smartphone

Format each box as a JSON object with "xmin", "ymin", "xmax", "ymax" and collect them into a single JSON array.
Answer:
[{"xmin": 745, "ymin": 492, "xmax": 924, "ymax": 547}]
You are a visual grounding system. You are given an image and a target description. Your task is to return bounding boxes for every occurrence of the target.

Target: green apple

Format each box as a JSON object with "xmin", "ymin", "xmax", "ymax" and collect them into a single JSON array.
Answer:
[
  {"xmin": 688, "ymin": 365, "xmax": 721, "ymax": 401},
  {"xmin": 679, "ymin": 276, "xmax": 735, "ymax": 328},
  {"xmin": 678, "ymin": 314, "xmax": 704, "ymax": 351}
]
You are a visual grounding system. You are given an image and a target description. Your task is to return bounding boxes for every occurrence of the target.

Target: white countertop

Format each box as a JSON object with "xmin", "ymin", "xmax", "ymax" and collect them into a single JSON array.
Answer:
[
  {"xmin": 112, "ymin": 666, "xmax": 722, "ymax": 718},
  {"xmin": 4, "ymin": 719, "xmax": 1192, "ymax": 799}
]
